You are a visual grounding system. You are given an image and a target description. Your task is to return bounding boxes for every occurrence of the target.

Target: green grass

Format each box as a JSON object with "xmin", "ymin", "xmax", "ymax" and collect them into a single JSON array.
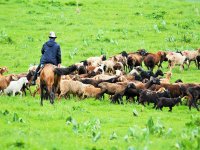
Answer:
[
  {"xmin": 0, "ymin": 97, "xmax": 199, "ymax": 150},
  {"xmin": 0, "ymin": 0, "xmax": 200, "ymax": 149}
]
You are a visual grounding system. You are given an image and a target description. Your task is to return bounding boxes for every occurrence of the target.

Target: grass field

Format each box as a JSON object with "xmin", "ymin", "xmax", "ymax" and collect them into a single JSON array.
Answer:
[{"xmin": 0, "ymin": 0, "xmax": 200, "ymax": 149}]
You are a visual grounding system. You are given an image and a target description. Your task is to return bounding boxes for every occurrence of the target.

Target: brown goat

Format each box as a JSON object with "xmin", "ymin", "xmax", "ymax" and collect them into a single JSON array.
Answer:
[
  {"xmin": 149, "ymin": 83, "xmax": 199, "ymax": 98},
  {"xmin": 186, "ymin": 86, "xmax": 200, "ymax": 111},
  {"xmin": 0, "ymin": 74, "xmax": 16, "ymax": 91},
  {"xmin": 144, "ymin": 51, "xmax": 166, "ymax": 70},
  {"xmin": 82, "ymin": 85, "xmax": 102, "ymax": 99},
  {"xmin": 134, "ymin": 77, "xmax": 160, "ymax": 90},
  {"xmin": 0, "ymin": 66, "xmax": 8, "ymax": 75},
  {"xmin": 160, "ymin": 72, "xmax": 172, "ymax": 84},
  {"xmin": 127, "ymin": 53, "xmax": 143, "ymax": 71},
  {"xmin": 149, "ymin": 83, "xmax": 182, "ymax": 98},
  {"xmin": 98, "ymin": 82, "xmax": 128, "ymax": 103}
]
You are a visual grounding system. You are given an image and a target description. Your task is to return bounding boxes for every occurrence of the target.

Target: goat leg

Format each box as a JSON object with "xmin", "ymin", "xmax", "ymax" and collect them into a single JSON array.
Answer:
[
  {"xmin": 153, "ymin": 103, "xmax": 157, "ymax": 109},
  {"xmin": 168, "ymin": 107, "xmax": 172, "ymax": 112},
  {"xmin": 193, "ymin": 95, "xmax": 200, "ymax": 111}
]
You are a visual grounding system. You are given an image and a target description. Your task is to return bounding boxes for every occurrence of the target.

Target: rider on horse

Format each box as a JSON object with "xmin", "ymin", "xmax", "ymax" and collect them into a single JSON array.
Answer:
[{"xmin": 31, "ymin": 31, "xmax": 61, "ymax": 85}]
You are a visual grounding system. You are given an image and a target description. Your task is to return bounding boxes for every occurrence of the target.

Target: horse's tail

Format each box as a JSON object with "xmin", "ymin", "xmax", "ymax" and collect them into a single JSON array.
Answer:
[{"xmin": 54, "ymin": 65, "xmax": 77, "ymax": 75}]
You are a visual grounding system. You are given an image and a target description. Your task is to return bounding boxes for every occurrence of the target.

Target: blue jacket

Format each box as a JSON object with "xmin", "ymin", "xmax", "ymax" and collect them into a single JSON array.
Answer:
[{"xmin": 40, "ymin": 39, "xmax": 61, "ymax": 66}]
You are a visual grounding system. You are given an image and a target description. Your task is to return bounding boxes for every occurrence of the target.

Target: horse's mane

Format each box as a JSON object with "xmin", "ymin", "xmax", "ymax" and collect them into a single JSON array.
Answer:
[{"xmin": 54, "ymin": 65, "xmax": 77, "ymax": 75}]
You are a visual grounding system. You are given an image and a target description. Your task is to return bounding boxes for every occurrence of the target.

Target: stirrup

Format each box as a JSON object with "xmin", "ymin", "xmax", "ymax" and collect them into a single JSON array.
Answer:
[
  {"xmin": 31, "ymin": 80, "xmax": 36, "ymax": 85},
  {"xmin": 37, "ymin": 65, "xmax": 45, "ymax": 74}
]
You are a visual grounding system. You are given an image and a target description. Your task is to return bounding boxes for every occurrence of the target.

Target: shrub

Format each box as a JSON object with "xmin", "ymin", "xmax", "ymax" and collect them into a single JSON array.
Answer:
[
  {"xmin": 165, "ymin": 35, "xmax": 176, "ymax": 42},
  {"xmin": 65, "ymin": 1, "xmax": 83, "ymax": 6},
  {"xmin": 146, "ymin": 11, "xmax": 167, "ymax": 20},
  {"xmin": 0, "ymin": 31, "xmax": 14, "ymax": 44},
  {"xmin": 146, "ymin": 117, "xmax": 165, "ymax": 135}
]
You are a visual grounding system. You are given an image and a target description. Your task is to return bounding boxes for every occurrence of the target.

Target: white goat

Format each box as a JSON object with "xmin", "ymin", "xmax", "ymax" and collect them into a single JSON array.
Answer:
[
  {"xmin": 166, "ymin": 52, "xmax": 188, "ymax": 71},
  {"xmin": 129, "ymin": 68, "xmax": 139, "ymax": 76},
  {"xmin": 102, "ymin": 60, "xmax": 115, "ymax": 73},
  {"xmin": 181, "ymin": 50, "xmax": 200, "ymax": 67},
  {"xmin": 87, "ymin": 55, "xmax": 106, "ymax": 67},
  {"xmin": 92, "ymin": 74, "xmax": 117, "ymax": 80},
  {"xmin": 4, "ymin": 77, "xmax": 29, "ymax": 96},
  {"xmin": 94, "ymin": 64, "xmax": 105, "ymax": 74}
]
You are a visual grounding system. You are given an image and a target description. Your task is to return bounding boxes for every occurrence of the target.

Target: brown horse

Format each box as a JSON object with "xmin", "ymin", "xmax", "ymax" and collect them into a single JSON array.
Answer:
[{"xmin": 40, "ymin": 64, "xmax": 77, "ymax": 105}]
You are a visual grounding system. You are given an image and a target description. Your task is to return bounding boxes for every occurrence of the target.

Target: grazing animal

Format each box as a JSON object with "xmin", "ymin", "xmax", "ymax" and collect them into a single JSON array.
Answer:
[
  {"xmin": 196, "ymin": 55, "xmax": 200, "ymax": 69},
  {"xmin": 149, "ymin": 83, "xmax": 182, "ymax": 98},
  {"xmin": 59, "ymin": 80, "xmax": 85, "ymax": 99},
  {"xmin": 156, "ymin": 97, "xmax": 182, "ymax": 112},
  {"xmin": 77, "ymin": 65, "xmax": 87, "ymax": 75},
  {"xmin": 140, "ymin": 70, "xmax": 154, "ymax": 80},
  {"xmin": 98, "ymin": 82, "xmax": 129, "ymax": 103},
  {"xmin": 127, "ymin": 53, "xmax": 144, "ymax": 71},
  {"xmin": 174, "ymin": 79, "xmax": 183, "ymax": 83},
  {"xmin": 93, "ymin": 64, "xmax": 105, "ymax": 74},
  {"xmin": 112, "ymin": 51, "xmax": 128, "ymax": 71},
  {"xmin": 131, "ymin": 67, "xmax": 163, "ymax": 80},
  {"xmin": 39, "ymin": 64, "xmax": 77, "ymax": 105},
  {"xmin": 87, "ymin": 55, "xmax": 106, "ymax": 67},
  {"xmin": 166, "ymin": 52, "xmax": 189, "ymax": 71},
  {"xmin": 186, "ymin": 86, "xmax": 200, "ymax": 111},
  {"xmin": 80, "ymin": 76, "xmax": 119, "ymax": 87},
  {"xmin": 134, "ymin": 77, "xmax": 160, "ymax": 90},
  {"xmin": 144, "ymin": 51, "xmax": 166, "ymax": 71},
  {"xmin": 129, "ymin": 68, "xmax": 140, "ymax": 76},
  {"xmin": 82, "ymin": 85, "xmax": 102, "ymax": 99},
  {"xmin": 0, "ymin": 66, "xmax": 8, "ymax": 75},
  {"xmin": 0, "ymin": 74, "xmax": 16, "ymax": 91},
  {"xmin": 4, "ymin": 77, "xmax": 29, "ymax": 96},
  {"xmin": 21, "ymin": 70, "xmax": 35, "ymax": 96},
  {"xmin": 113, "ymin": 62, "xmax": 124, "ymax": 71},
  {"xmin": 28, "ymin": 64, "xmax": 38, "ymax": 72},
  {"xmin": 181, "ymin": 50, "xmax": 199, "ymax": 68},
  {"xmin": 102, "ymin": 59, "xmax": 116, "ymax": 73},
  {"xmin": 123, "ymin": 83, "xmax": 141, "ymax": 102},
  {"xmin": 139, "ymin": 88, "xmax": 171, "ymax": 108},
  {"xmin": 153, "ymin": 69, "xmax": 164, "ymax": 77},
  {"xmin": 160, "ymin": 72, "xmax": 172, "ymax": 84}
]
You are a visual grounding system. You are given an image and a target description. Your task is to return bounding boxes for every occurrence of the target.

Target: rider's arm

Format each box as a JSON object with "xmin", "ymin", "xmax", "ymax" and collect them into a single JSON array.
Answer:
[
  {"xmin": 41, "ymin": 44, "xmax": 45, "ymax": 54},
  {"xmin": 56, "ymin": 45, "xmax": 61, "ymax": 65}
]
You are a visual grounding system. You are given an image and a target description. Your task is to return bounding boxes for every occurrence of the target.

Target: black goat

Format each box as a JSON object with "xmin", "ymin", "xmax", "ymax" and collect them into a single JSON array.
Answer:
[
  {"xmin": 80, "ymin": 76, "xmax": 119, "ymax": 87},
  {"xmin": 120, "ymin": 51, "xmax": 128, "ymax": 57},
  {"xmin": 175, "ymin": 79, "xmax": 183, "ymax": 83},
  {"xmin": 54, "ymin": 65, "xmax": 77, "ymax": 75},
  {"xmin": 123, "ymin": 83, "xmax": 141, "ymax": 102},
  {"xmin": 156, "ymin": 97, "xmax": 182, "ymax": 112},
  {"xmin": 139, "ymin": 69, "xmax": 164, "ymax": 80},
  {"xmin": 111, "ymin": 83, "xmax": 137, "ymax": 104},
  {"xmin": 139, "ymin": 89, "xmax": 171, "ymax": 108},
  {"xmin": 78, "ymin": 66, "xmax": 87, "ymax": 75},
  {"xmin": 197, "ymin": 55, "xmax": 200, "ymax": 69},
  {"xmin": 21, "ymin": 70, "xmax": 35, "ymax": 96},
  {"xmin": 187, "ymin": 86, "xmax": 200, "ymax": 111}
]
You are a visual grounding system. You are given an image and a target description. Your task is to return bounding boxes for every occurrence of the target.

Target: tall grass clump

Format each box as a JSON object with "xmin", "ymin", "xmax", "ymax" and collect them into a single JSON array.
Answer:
[{"xmin": 0, "ymin": 31, "xmax": 14, "ymax": 44}]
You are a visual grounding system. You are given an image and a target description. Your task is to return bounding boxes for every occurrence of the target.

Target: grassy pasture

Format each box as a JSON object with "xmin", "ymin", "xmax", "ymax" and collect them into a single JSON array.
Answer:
[{"xmin": 0, "ymin": 0, "xmax": 200, "ymax": 149}]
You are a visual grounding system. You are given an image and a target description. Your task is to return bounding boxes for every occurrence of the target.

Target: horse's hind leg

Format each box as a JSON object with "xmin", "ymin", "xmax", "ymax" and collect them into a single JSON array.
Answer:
[
  {"xmin": 50, "ymin": 89, "xmax": 55, "ymax": 104},
  {"xmin": 48, "ymin": 86, "xmax": 54, "ymax": 104},
  {"xmin": 40, "ymin": 84, "xmax": 44, "ymax": 106}
]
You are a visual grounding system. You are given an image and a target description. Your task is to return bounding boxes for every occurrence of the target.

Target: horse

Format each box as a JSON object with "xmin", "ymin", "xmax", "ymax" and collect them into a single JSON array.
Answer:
[{"xmin": 39, "ymin": 64, "xmax": 77, "ymax": 106}]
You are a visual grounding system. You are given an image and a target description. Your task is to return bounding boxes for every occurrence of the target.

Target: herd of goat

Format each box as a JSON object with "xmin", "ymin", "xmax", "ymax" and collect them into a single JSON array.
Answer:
[{"xmin": 0, "ymin": 48, "xmax": 200, "ymax": 111}]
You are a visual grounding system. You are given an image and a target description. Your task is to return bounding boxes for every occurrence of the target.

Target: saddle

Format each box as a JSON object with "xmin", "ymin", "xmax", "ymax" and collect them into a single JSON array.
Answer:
[{"xmin": 37, "ymin": 64, "xmax": 57, "ymax": 75}]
